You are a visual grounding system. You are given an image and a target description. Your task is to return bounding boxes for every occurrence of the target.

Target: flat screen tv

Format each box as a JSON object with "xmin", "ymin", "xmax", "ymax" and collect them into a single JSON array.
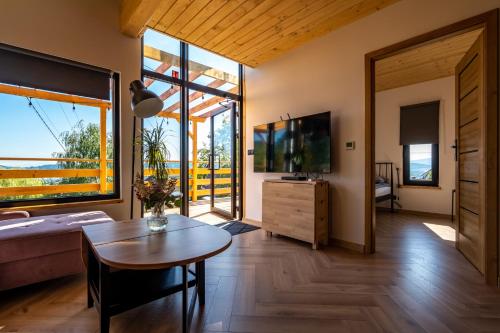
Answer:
[{"xmin": 253, "ymin": 111, "xmax": 331, "ymax": 173}]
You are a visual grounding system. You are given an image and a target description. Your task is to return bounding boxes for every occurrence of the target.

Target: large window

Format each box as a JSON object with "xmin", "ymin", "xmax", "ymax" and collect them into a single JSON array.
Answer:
[
  {"xmin": 400, "ymin": 101, "xmax": 440, "ymax": 187},
  {"xmin": 141, "ymin": 29, "xmax": 243, "ymax": 218},
  {"xmin": 0, "ymin": 44, "xmax": 120, "ymax": 208}
]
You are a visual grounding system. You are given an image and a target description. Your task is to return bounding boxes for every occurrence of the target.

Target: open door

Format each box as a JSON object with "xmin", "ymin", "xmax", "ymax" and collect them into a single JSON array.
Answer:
[
  {"xmin": 455, "ymin": 32, "xmax": 485, "ymax": 273},
  {"xmin": 210, "ymin": 103, "xmax": 237, "ymax": 219}
]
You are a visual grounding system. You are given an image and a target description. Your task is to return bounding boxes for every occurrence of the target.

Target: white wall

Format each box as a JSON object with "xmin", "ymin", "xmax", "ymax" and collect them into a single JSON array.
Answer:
[
  {"xmin": 375, "ymin": 77, "xmax": 455, "ymax": 215},
  {"xmin": 0, "ymin": 0, "xmax": 142, "ymax": 220},
  {"xmin": 244, "ymin": 0, "xmax": 500, "ymax": 246}
]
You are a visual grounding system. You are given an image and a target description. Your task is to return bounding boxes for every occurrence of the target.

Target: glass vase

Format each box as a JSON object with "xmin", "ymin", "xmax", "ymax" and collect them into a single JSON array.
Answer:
[{"xmin": 147, "ymin": 202, "xmax": 168, "ymax": 232}]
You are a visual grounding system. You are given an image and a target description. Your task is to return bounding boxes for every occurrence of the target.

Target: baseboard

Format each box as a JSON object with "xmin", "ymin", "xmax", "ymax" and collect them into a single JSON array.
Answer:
[
  {"xmin": 242, "ymin": 218, "xmax": 262, "ymax": 227},
  {"xmin": 376, "ymin": 207, "xmax": 453, "ymax": 219},
  {"xmin": 330, "ymin": 238, "xmax": 365, "ymax": 254}
]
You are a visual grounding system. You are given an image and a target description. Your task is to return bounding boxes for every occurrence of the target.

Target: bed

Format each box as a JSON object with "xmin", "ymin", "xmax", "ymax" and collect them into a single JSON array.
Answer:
[{"xmin": 375, "ymin": 162, "xmax": 395, "ymax": 212}]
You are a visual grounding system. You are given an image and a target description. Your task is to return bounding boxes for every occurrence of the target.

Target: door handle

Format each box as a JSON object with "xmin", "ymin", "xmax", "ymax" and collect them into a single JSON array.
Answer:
[{"xmin": 451, "ymin": 139, "xmax": 457, "ymax": 161}]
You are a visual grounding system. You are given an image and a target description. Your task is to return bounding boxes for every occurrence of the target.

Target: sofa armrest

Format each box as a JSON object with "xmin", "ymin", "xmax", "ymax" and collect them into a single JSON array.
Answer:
[{"xmin": 0, "ymin": 211, "xmax": 30, "ymax": 221}]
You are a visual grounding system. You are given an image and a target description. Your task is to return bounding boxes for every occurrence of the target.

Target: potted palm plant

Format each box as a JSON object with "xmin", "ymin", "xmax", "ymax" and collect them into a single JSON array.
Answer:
[{"xmin": 134, "ymin": 121, "xmax": 181, "ymax": 231}]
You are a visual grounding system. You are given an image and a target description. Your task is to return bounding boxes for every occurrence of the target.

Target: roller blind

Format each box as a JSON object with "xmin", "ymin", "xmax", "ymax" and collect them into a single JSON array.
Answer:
[
  {"xmin": 0, "ymin": 43, "xmax": 111, "ymax": 100},
  {"xmin": 400, "ymin": 101, "xmax": 440, "ymax": 145}
]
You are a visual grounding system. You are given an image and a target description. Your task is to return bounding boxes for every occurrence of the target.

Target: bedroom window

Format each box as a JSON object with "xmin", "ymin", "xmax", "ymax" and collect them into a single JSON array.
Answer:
[
  {"xmin": 400, "ymin": 101, "xmax": 440, "ymax": 187},
  {"xmin": 0, "ymin": 43, "xmax": 120, "ymax": 208},
  {"xmin": 403, "ymin": 143, "xmax": 439, "ymax": 186}
]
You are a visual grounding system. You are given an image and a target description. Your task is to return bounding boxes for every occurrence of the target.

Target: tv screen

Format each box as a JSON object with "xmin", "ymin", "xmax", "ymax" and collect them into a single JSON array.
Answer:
[{"xmin": 253, "ymin": 112, "xmax": 331, "ymax": 173}]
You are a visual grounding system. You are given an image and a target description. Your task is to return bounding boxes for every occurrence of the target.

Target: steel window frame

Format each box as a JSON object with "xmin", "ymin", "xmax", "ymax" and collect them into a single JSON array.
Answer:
[{"xmin": 140, "ymin": 35, "xmax": 243, "ymax": 218}]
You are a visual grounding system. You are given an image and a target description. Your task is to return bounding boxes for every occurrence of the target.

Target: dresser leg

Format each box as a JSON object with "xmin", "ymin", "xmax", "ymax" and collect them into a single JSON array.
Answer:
[
  {"xmin": 312, "ymin": 242, "xmax": 318, "ymax": 250},
  {"xmin": 266, "ymin": 231, "xmax": 272, "ymax": 237}
]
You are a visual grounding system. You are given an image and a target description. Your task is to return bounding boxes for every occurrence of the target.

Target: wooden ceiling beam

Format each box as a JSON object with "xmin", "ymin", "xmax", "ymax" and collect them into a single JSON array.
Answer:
[
  {"xmin": 162, "ymin": 79, "xmax": 227, "ymax": 114},
  {"xmin": 158, "ymin": 86, "xmax": 237, "ymax": 121},
  {"xmin": 0, "ymin": 83, "xmax": 110, "ymax": 107},
  {"xmin": 144, "ymin": 45, "xmax": 239, "ymax": 84},
  {"xmin": 144, "ymin": 62, "xmax": 171, "ymax": 87},
  {"xmin": 157, "ymin": 72, "xmax": 202, "ymax": 101},
  {"xmin": 121, "ymin": 0, "xmax": 164, "ymax": 37},
  {"xmin": 156, "ymin": 111, "xmax": 207, "ymax": 123},
  {"xmin": 188, "ymin": 86, "xmax": 238, "ymax": 116}
]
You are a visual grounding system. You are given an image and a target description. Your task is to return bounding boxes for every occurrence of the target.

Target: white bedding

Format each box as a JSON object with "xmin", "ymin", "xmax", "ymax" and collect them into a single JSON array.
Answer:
[{"xmin": 375, "ymin": 184, "xmax": 391, "ymax": 197}]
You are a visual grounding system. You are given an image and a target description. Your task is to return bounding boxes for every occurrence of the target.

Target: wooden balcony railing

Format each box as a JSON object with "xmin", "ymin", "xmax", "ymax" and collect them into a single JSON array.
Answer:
[{"xmin": 0, "ymin": 157, "xmax": 232, "ymax": 202}]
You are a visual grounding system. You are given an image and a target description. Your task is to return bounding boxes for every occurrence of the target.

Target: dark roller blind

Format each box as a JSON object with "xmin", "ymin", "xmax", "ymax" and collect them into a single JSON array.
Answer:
[
  {"xmin": 0, "ymin": 44, "xmax": 111, "ymax": 100},
  {"xmin": 400, "ymin": 101, "xmax": 440, "ymax": 145}
]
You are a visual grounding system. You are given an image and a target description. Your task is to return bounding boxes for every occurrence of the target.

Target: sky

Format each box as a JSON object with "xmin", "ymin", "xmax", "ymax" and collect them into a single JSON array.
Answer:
[
  {"xmin": 0, "ymin": 92, "xmax": 112, "ymax": 167},
  {"xmin": 0, "ymin": 28, "xmax": 237, "ymax": 168},
  {"xmin": 409, "ymin": 144, "xmax": 432, "ymax": 162}
]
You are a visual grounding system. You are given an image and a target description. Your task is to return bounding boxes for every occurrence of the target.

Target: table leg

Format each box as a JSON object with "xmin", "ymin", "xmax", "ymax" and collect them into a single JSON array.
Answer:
[
  {"xmin": 196, "ymin": 260, "xmax": 205, "ymax": 306},
  {"xmin": 182, "ymin": 265, "xmax": 189, "ymax": 333},
  {"xmin": 99, "ymin": 262, "xmax": 110, "ymax": 333}
]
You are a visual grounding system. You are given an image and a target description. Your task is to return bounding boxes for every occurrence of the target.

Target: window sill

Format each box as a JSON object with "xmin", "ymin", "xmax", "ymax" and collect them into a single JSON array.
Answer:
[
  {"xmin": 0, "ymin": 199, "xmax": 124, "ymax": 212},
  {"xmin": 399, "ymin": 185, "xmax": 441, "ymax": 190}
]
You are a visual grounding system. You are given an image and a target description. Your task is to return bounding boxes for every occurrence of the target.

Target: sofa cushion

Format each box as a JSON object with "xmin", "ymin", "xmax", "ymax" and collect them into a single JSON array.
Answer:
[{"xmin": 0, "ymin": 211, "xmax": 113, "ymax": 263}]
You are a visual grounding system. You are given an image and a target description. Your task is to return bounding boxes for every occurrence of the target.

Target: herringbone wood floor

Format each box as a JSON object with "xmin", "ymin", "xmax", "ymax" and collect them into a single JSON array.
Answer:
[{"xmin": 1, "ymin": 212, "xmax": 500, "ymax": 332}]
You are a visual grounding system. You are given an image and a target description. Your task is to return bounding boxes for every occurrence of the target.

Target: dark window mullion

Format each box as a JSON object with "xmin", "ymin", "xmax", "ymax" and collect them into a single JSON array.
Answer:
[{"xmin": 180, "ymin": 42, "xmax": 189, "ymax": 216}]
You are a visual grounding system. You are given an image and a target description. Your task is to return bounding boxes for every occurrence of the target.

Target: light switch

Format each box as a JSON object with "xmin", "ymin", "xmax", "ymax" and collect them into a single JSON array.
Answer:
[{"xmin": 346, "ymin": 141, "xmax": 355, "ymax": 150}]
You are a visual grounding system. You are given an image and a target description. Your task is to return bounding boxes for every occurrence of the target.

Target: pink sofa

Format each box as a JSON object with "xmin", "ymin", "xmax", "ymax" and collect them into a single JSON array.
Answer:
[{"xmin": 0, "ymin": 211, "xmax": 114, "ymax": 291}]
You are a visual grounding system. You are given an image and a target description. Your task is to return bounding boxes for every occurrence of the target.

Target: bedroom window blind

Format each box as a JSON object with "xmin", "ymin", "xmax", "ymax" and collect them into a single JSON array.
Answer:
[{"xmin": 400, "ymin": 101, "xmax": 440, "ymax": 145}]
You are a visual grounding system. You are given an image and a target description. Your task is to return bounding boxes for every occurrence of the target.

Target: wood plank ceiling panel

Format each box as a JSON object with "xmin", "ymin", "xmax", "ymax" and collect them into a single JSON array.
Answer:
[
  {"xmin": 375, "ymin": 29, "xmax": 483, "ymax": 92},
  {"xmin": 122, "ymin": 0, "xmax": 401, "ymax": 67}
]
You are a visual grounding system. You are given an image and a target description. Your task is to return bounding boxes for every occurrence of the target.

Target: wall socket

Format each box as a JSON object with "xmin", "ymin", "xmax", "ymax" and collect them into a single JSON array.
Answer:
[{"xmin": 345, "ymin": 141, "xmax": 355, "ymax": 150}]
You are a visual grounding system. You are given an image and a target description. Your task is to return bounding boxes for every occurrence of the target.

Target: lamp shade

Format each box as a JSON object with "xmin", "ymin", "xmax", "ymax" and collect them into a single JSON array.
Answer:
[{"xmin": 129, "ymin": 80, "xmax": 163, "ymax": 118}]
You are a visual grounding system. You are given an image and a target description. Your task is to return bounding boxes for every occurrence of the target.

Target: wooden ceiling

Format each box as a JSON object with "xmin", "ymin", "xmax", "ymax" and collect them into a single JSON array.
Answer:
[
  {"xmin": 121, "ymin": 0, "xmax": 401, "ymax": 67},
  {"xmin": 375, "ymin": 29, "xmax": 483, "ymax": 92}
]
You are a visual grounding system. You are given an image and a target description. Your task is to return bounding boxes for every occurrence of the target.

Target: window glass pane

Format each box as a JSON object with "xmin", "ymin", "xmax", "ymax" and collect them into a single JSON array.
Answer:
[
  {"xmin": 142, "ymin": 79, "xmax": 181, "ymax": 215},
  {"xmin": 188, "ymin": 94, "xmax": 212, "ymax": 218},
  {"xmin": 409, "ymin": 144, "xmax": 433, "ymax": 181},
  {"xmin": 0, "ymin": 82, "xmax": 116, "ymax": 203},
  {"xmin": 143, "ymin": 29, "xmax": 181, "ymax": 78},
  {"xmin": 188, "ymin": 44, "xmax": 239, "ymax": 94}
]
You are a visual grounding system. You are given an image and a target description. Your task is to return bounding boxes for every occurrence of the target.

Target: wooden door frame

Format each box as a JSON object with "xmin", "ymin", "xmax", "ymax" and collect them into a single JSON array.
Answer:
[{"xmin": 364, "ymin": 10, "xmax": 499, "ymax": 285}]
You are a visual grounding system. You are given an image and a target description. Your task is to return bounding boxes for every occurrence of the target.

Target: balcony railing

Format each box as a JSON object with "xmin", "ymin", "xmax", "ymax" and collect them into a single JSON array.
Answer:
[{"xmin": 0, "ymin": 157, "xmax": 232, "ymax": 202}]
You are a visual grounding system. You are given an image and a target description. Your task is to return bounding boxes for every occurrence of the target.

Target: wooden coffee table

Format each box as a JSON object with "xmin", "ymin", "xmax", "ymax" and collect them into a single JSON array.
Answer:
[{"xmin": 82, "ymin": 214, "xmax": 232, "ymax": 333}]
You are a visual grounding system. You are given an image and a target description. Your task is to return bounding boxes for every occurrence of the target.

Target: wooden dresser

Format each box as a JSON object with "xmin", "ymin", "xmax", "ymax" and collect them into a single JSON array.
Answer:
[{"xmin": 262, "ymin": 179, "xmax": 329, "ymax": 249}]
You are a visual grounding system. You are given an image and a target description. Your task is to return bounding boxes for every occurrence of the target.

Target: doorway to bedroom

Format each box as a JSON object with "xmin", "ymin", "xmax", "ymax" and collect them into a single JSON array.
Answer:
[{"xmin": 366, "ymin": 10, "xmax": 499, "ymax": 286}]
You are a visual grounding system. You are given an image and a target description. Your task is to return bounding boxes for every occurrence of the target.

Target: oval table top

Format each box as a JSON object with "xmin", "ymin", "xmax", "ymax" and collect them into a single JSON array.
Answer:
[{"xmin": 82, "ymin": 214, "xmax": 232, "ymax": 270}]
